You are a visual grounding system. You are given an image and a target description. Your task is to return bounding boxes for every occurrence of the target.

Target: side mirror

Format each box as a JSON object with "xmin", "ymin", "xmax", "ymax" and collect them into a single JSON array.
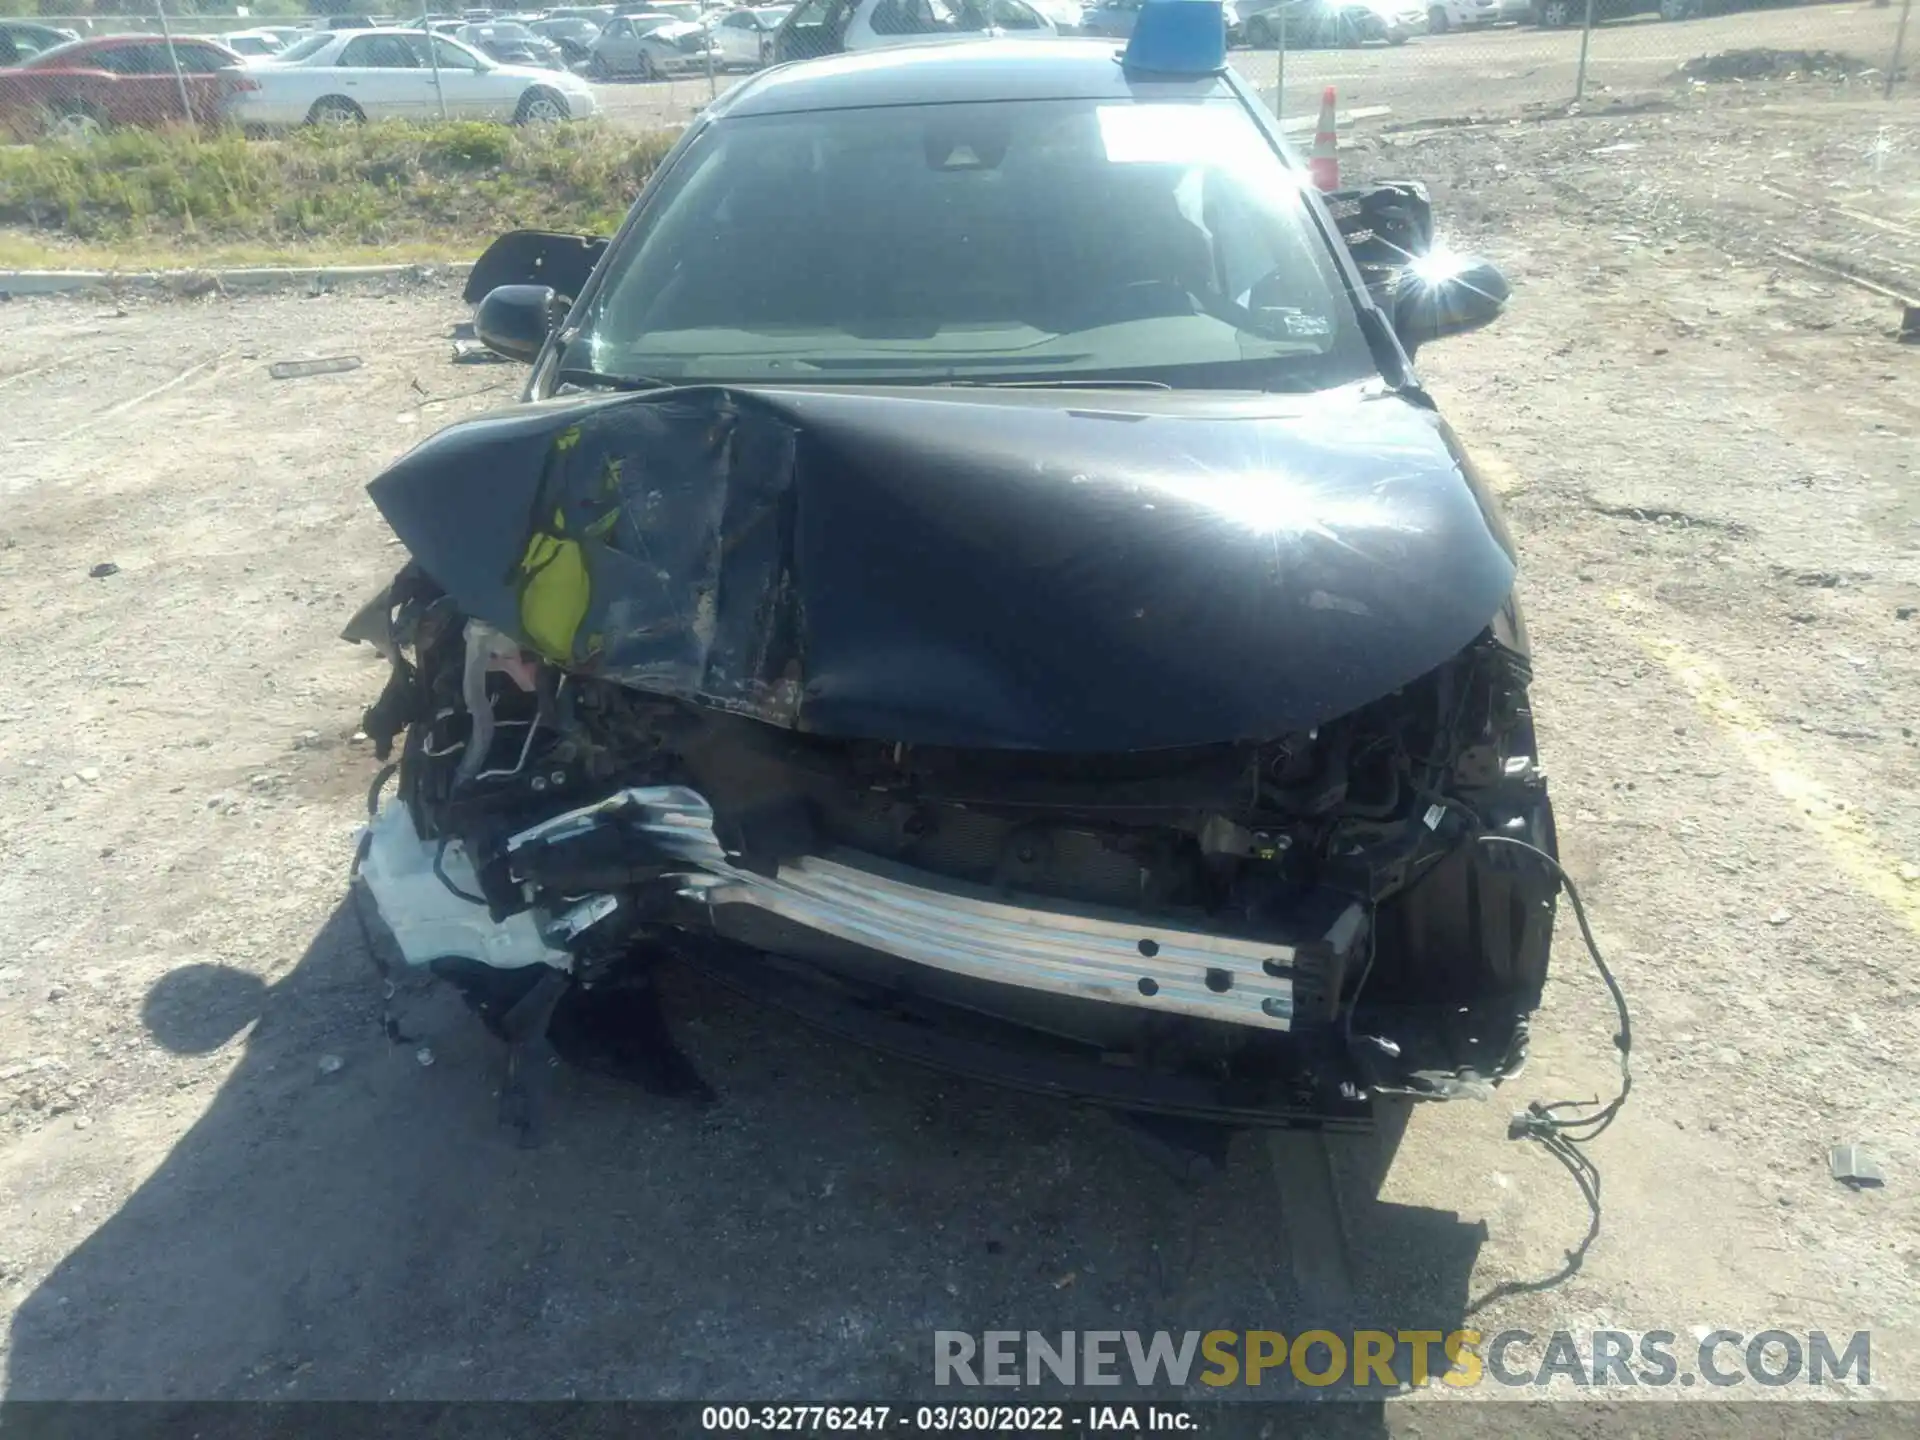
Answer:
[
  {"xmin": 474, "ymin": 283, "xmax": 561, "ymax": 363},
  {"xmin": 1391, "ymin": 254, "xmax": 1509, "ymax": 356},
  {"xmin": 462, "ymin": 228, "xmax": 609, "ymax": 306}
]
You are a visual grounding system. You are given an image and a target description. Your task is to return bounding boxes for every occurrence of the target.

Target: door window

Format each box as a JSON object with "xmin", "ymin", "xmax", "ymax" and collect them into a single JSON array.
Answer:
[
  {"xmin": 89, "ymin": 44, "xmax": 167, "ymax": 74},
  {"xmin": 169, "ymin": 44, "xmax": 232, "ymax": 74},
  {"xmin": 870, "ymin": 0, "xmax": 953, "ymax": 34},
  {"xmin": 339, "ymin": 33, "xmax": 422, "ymax": 66}
]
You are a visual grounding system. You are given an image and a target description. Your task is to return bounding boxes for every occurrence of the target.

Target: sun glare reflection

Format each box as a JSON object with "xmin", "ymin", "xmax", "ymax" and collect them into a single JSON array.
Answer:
[{"xmin": 1124, "ymin": 422, "xmax": 1432, "ymax": 547}]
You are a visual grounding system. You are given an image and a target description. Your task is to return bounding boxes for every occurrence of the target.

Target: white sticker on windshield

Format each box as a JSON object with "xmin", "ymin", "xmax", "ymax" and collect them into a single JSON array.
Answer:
[{"xmin": 1097, "ymin": 104, "xmax": 1264, "ymax": 166}]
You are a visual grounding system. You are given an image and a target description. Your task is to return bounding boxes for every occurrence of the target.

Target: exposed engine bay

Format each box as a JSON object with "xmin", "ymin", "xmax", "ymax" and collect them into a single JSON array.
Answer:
[{"xmin": 348, "ymin": 381, "xmax": 1561, "ymax": 1135}]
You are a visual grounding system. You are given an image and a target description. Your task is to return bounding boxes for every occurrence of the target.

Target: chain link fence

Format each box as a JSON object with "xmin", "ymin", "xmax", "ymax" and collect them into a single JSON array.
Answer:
[
  {"xmin": 574, "ymin": 0, "xmax": 1911, "ymax": 143},
  {"xmin": 2, "ymin": 1, "xmax": 1909, "ymax": 144},
  {"xmin": 1248, "ymin": 0, "xmax": 1911, "ymax": 120}
]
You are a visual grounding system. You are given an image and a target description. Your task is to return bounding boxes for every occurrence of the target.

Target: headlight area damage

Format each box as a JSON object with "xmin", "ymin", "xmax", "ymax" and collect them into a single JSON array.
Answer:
[{"xmin": 347, "ymin": 383, "xmax": 1559, "ymax": 1144}]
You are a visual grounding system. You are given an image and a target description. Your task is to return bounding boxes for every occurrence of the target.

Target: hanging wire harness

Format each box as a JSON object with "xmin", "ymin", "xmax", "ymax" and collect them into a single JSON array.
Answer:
[{"xmin": 1471, "ymin": 832, "xmax": 1633, "ymax": 1308}]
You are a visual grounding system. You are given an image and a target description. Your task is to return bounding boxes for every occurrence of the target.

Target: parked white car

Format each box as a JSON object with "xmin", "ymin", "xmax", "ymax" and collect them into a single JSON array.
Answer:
[
  {"xmin": 233, "ymin": 28, "xmax": 596, "ymax": 126},
  {"xmin": 709, "ymin": 5, "xmax": 790, "ymax": 67},
  {"xmin": 1422, "ymin": 0, "xmax": 1523, "ymax": 30}
]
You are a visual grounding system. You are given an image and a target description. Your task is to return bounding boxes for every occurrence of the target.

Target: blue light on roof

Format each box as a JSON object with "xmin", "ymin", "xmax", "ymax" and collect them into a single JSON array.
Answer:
[{"xmin": 1120, "ymin": 0, "xmax": 1227, "ymax": 77}]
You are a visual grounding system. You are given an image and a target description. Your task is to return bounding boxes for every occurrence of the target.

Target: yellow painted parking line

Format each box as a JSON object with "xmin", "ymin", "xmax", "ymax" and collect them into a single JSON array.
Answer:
[{"xmin": 1608, "ymin": 591, "xmax": 1920, "ymax": 934}]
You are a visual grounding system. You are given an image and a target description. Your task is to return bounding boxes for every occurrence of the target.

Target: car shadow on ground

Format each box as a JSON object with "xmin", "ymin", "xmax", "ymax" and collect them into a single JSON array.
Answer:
[{"xmin": 5, "ymin": 898, "xmax": 1488, "ymax": 1426}]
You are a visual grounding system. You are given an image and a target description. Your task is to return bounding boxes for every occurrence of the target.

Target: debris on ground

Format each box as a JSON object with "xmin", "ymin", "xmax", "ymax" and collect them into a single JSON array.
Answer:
[
  {"xmin": 1829, "ymin": 1144, "xmax": 1886, "ymax": 1189},
  {"xmin": 1900, "ymin": 304, "xmax": 1919, "ymax": 344},
  {"xmin": 1678, "ymin": 50, "xmax": 1875, "ymax": 85},
  {"xmin": 268, "ymin": 356, "xmax": 363, "ymax": 381},
  {"xmin": 451, "ymin": 338, "xmax": 506, "ymax": 364},
  {"xmin": 317, "ymin": 1054, "xmax": 344, "ymax": 1076},
  {"xmin": 87, "ymin": 562, "xmax": 118, "ymax": 579}
]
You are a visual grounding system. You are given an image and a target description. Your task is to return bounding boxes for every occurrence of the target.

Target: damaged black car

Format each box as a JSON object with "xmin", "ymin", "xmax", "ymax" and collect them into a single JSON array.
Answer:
[{"xmin": 346, "ymin": 30, "xmax": 1561, "ymax": 1153}]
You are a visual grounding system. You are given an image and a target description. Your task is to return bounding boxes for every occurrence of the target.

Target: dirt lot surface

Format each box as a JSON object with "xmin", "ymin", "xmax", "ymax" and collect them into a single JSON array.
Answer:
[{"xmin": 0, "ymin": 80, "xmax": 1917, "ymax": 1421}]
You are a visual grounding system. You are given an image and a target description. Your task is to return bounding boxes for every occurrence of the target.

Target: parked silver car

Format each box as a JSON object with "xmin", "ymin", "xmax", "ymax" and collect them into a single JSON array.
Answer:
[{"xmin": 589, "ymin": 12, "xmax": 719, "ymax": 75}]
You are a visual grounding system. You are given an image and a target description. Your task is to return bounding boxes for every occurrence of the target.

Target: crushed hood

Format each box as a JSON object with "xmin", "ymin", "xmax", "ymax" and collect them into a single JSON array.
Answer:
[{"xmin": 367, "ymin": 383, "xmax": 1517, "ymax": 752}]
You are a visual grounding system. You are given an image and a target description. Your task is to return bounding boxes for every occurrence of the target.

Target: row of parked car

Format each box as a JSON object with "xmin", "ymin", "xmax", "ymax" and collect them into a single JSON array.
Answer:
[
  {"xmin": 0, "ymin": 0, "xmax": 1783, "ymax": 141},
  {"xmin": 0, "ymin": 25, "xmax": 610, "ymax": 136}
]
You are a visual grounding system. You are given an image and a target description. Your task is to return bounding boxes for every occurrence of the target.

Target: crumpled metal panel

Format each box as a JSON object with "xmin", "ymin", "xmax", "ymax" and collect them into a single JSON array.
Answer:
[
  {"xmin": 367, "ymin": 382, "xmax": 1517, "ymax": 751},
  {"xmin": 371, "ymin": 388, "xmax": 805, "ymax": 726}
]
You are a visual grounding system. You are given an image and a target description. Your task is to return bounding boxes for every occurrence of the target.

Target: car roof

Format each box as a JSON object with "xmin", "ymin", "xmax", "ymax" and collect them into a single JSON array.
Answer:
[
  {"xmin": 711, "ymin": 37, "xmax": 1234, "ymax": 120},
  {"xmin": 28, "ymin": 32, "xmax": 223, "ymax": 58}
]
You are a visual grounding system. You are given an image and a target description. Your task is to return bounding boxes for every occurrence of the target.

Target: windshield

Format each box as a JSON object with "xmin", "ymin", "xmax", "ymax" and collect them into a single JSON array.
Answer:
[
  {"xmin": 278, "ymin": 33, "xmax": 335, "ymax": 61},
  {"xmin": 563, "ymin": 97, "xmax": 1374, "ymax": 391},
  {"xmin": 21, "ymin": 37, "xmax": 88, "ymax": 67}
]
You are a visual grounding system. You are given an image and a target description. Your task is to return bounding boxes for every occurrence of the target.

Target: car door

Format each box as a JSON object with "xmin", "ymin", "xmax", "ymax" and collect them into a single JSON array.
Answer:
[
  {"xmin": 775, "ymin": 0, "xmax": 856, "ymax": 60},
  {"xmin": 715, "ymin": 12, "xmax": 754, "ymax": 65},
  {"xmin": 78, "ymin": 43, "xmax": 191, "ymax": 127},
  {"xmin": 412, "ymin": 33, "xmax": 504, "ymax": 119},
  {"xmin": 849, "ymin": 0, "xmax": 958, "ymax": 50},
  {"xmin": 594, "ymin": 16, "xmax": 639, "ymax": 69},
  {"xmin": 332, "ymin": 32, "xmax": 431, "ymax": 118}
]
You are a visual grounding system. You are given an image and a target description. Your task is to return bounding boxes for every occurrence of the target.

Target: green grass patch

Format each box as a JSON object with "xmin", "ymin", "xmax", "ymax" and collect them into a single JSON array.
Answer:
[{"xmin": 0, "ymin": 120, "xmax": 677, "ymax": 266}]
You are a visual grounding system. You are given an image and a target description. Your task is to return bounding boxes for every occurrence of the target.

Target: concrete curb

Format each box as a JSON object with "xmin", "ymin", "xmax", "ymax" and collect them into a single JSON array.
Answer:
[{"xmin": 0, "ymin": 261, "xmax": 474, "ymax": 299}]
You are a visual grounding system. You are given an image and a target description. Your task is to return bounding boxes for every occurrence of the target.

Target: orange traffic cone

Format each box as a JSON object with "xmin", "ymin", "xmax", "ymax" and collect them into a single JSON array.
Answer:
[{"xmin": 1309, "ymin": 86, "xmax": 1340, "ymax": 192}]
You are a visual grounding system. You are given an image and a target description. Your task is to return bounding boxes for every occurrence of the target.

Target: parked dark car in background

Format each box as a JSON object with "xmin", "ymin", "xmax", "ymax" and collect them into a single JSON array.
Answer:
[
  {"xmin": 0, "ymin": 20, "xmax": 80, "ymax": 67},
  {"xmin": 458, "ymin": 21, "xmax": 569, "ymax": 67},
  {"xmin": 530, "ymin": 16, "xmax": 605, "ymax": 64},
  {"xmin": 0, "ymin": 35, "xmax": 256, "ymax": 141}
]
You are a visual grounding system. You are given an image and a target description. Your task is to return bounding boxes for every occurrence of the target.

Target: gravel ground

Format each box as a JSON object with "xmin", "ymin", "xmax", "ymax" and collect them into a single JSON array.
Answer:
[{"xmin": 0, "ymin": 82, "xmax": 1916, "ymax": 1420}]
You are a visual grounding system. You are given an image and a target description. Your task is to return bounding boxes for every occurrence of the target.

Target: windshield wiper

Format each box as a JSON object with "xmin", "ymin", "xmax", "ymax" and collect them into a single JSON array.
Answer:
[
  {"xmin": 554, "ymin": 367, "xmax": 678, "ymax": 393},
  {"xmin": 934, "ymin": 378, "xmax": 1173, "ymax": 391}
]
